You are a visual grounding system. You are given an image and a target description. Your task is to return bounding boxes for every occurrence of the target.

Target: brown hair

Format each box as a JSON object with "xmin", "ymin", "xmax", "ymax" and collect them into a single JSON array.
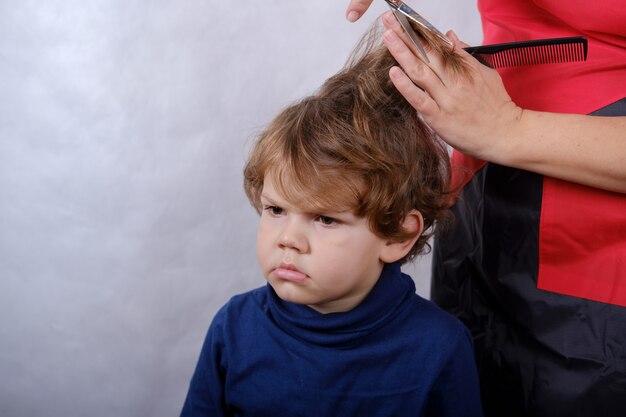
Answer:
[{"xmin": 244, "ymin": 20, "xmax": 467, "ymax": 263}]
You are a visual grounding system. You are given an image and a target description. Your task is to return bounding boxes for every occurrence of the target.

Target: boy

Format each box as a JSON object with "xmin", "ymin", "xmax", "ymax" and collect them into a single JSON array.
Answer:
[{"xmin": 181, "ymin": 23, "xmax": 483, "ymax": 417}]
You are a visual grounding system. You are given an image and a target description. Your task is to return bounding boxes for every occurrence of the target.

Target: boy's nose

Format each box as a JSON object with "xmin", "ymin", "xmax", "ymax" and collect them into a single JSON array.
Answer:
[{"xmin": 277, "ymin": 220, "xmax": 309, "ymax": 253}]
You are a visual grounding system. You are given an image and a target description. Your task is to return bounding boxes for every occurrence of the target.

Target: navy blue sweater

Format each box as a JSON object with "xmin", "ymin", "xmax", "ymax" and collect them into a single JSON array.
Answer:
[{"xmin": 181, "ymin": 263, "xmax": 483, "ymax": 416}]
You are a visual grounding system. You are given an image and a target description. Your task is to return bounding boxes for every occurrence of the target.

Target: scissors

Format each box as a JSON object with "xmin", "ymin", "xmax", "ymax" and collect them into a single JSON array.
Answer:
[
  {"xmin": 384, "ymin": 0, "xmax": 452, "ymax": 63},
  {"xmin": 384, "ymin": 0, "xmax": 588, "ymax": 68}
]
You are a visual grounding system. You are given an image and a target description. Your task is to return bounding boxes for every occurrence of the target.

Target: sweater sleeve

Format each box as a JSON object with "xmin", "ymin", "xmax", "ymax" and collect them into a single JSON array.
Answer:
[
  {"xmin": 180, "ymin": 307, "xmax": 230, "ymax": 417},
  {"xmin": 423, "ymin": 327, "xmax": 484, "ymax": 417}
]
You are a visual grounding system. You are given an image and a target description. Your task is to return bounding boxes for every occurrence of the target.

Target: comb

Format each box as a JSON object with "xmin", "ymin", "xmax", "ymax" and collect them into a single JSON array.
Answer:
[{"xmin": 463, "ymin": 36, "xmax": 588, "ymax": 68}]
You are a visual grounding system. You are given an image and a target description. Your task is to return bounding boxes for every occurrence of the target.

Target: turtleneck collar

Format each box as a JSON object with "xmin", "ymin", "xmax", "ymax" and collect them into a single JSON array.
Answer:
[{"xmin": 265, "ymin": 262, "xmax": 416, "ymax": 348}]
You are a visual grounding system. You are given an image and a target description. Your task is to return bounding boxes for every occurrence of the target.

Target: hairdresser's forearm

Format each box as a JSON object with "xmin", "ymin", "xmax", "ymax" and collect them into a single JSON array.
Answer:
[{"xmin": 491, "ymin": 112, "xmax": 626, "ymax": 193}]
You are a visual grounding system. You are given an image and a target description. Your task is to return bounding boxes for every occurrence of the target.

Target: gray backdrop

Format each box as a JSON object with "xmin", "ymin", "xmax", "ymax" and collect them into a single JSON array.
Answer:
[{"xmin": 0, "ymin": 1, "xmax": 481, "ymax": 416}]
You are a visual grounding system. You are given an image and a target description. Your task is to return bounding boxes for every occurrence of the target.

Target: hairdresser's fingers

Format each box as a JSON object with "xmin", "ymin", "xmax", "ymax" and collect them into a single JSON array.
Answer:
[
  {"xmin": 382, "ymin": 12, "xmax": 451, "ymax": 84},
  {"xmin": 381, "ymin": 12, "xmax": 414, "ymax": 53},
  {"xmin": 389, "ymin": 66, "xmax": 439, "ymax": 116},
  {"xmin": 381, "ymin": 11, "xmax": 430, "ymax": 62},
  {"xmin": 446, "ymin": 30, "xmax": 470, "ymax": 48},
  {"xmin": 383, "ymin": 29, "xmax": 445, "ymax": 96},
  {"xmin": 346, "ymin": 0, "xmax": 374, "ymax": 22}
]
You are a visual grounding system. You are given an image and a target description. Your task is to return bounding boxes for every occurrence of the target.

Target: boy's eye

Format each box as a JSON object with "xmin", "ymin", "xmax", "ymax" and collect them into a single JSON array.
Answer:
[
  {"xmin": 317, "ymin": 215, "xmax": 336, "ymax": 225},
  {"xmin": 264, "ymin": 205, "xmax": 283, "ymax": 216}
]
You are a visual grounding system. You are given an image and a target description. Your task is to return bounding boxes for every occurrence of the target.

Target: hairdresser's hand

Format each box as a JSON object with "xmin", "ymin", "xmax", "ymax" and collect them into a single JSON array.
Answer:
[
  {"xmin": 381, "ymin": 12, "xmax": 626, "ymax": 193},
  {"xmin": 381, "ymin": 12, "xmax": 523, "ymax": 162},
  {"xmin": 345, "ymin": 0, "xmax": 374, "ymax": 22}
]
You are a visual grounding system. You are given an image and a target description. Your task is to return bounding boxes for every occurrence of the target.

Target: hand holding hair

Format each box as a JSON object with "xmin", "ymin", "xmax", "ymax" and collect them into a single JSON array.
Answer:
[
  {"xmin": 381, "ymin": 12, "xmax": 523, "ymax": 163},
  {"xmin": 381, "ymin": 12, "xmax": 626, "ymax": 193}
]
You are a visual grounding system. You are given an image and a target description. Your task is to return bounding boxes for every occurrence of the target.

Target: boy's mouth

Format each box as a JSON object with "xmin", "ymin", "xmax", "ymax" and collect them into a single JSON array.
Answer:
[{"xmin": 273, "ymin": 263, "xmax": 308, "ymax": 283}]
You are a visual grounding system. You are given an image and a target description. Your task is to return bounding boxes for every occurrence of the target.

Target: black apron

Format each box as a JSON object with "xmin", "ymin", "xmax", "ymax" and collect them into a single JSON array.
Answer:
[{"xmin": 432, "ymin": 98, "xmax": 626, "ymax": 417}]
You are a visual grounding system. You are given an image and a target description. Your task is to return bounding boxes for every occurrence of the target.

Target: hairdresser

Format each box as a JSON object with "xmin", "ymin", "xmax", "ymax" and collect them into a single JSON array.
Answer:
[{"xmin": 346, "ymin": 1, "xmax": 626, "ymax": 416}]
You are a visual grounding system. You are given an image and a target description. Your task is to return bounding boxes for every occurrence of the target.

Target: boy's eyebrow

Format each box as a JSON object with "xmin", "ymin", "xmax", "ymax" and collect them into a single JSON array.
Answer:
[
  {"xmin": 260, "ymin": 192, "xmax": 351, "ymax": 216},
  {"xmin": 259, "ymin": 193, "xmax": 280, "ymax": 205}
]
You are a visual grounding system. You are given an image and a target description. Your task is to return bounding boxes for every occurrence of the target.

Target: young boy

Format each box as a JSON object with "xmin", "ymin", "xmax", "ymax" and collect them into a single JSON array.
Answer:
[{"xmin": 181, "ymin": 23, "xmax": 483, "ymax": 417}]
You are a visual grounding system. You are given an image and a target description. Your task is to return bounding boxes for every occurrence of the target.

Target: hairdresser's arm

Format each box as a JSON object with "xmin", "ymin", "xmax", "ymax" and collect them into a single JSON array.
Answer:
[
  {"xmin": 345, "ymin": 0, "xmax": 374, "ymax": 22},
  {"xmin": 381, "ymin": 13, "xmax": 626, "ymax": 194}
]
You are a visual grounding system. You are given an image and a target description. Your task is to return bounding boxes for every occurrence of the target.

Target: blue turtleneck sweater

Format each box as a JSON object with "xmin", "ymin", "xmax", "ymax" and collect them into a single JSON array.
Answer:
[{"xmin": 181, "ymin": 263, "xmax": 483, "ymax": 416}]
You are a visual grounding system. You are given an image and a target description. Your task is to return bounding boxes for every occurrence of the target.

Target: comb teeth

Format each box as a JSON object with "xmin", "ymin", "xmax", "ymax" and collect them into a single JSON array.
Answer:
[{"xmin": 464, "ymin": 36, "xmax": 588, "ymax": 69}]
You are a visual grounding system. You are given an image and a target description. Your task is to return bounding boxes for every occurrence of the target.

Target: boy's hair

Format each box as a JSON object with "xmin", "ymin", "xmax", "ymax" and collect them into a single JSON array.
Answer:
[{"xmin": 244, "ymin": 21, "xmax": 467, "ymax": 263}]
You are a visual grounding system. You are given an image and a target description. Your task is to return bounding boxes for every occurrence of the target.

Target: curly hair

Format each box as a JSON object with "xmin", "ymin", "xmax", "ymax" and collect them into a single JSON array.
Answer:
[{"xmin": 244, "ymin": 20, "xmax": 467, "ymax": 263}]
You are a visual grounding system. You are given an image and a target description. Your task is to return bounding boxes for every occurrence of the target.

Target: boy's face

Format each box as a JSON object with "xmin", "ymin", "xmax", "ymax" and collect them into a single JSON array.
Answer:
[{"xmin": 256, "ymin": 174, "xmax": 388, "ymax": 314}]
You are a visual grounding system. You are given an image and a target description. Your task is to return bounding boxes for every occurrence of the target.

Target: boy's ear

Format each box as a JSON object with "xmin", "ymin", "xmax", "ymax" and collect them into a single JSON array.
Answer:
[{"xmin": 380, "ymin": 210, "xmax": 424, "ymax": 263}]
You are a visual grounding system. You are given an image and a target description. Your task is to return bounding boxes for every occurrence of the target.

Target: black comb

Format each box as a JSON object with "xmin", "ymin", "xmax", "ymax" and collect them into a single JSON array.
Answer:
[{"xmin": 463, "ymin": 36, "xmax": 588, "ymax": 68}]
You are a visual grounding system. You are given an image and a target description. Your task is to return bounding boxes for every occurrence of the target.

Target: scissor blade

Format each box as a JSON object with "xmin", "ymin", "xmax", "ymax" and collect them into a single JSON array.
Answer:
[
  {"xmin": 386, "ymin": 0, "xmax": 452, "ymax": 47},
  {"xmin": 392, "ymin": 10, "xmax": 430, "ymax": 63}
]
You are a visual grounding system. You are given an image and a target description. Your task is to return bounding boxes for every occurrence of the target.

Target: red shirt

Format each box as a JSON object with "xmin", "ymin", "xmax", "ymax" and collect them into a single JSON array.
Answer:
[{"xmin": 478, "ymin": 0, "xmax": 626, "ymax": 113}]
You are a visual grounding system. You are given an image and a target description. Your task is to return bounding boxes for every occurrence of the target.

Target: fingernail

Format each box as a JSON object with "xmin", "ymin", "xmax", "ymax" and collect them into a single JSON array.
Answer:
[
  {"xmin": 390, "ymin": 66, "xmax": 403, "ymax": 79},
  {"xmin": 347, "ymin": 11, "xmax": 360, "ymax": 22}
]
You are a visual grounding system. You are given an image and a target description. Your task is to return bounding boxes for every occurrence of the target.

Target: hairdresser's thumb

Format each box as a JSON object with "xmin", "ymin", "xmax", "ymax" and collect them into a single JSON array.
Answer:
[{"xmin": 446, "ymin": 30, "xmax": 470, "ymax": 48}]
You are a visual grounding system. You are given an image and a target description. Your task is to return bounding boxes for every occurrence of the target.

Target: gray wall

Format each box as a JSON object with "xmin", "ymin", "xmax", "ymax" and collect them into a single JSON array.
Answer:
[{"xmin": 0, "ymin": 1, "xmax": 481, "ymax": 416}]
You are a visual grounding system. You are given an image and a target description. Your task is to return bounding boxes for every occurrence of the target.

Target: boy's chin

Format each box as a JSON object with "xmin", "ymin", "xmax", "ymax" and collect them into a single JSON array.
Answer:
[{"xmin": 271, "ymin": 281, "xmax": 307, "ymax": 302}]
